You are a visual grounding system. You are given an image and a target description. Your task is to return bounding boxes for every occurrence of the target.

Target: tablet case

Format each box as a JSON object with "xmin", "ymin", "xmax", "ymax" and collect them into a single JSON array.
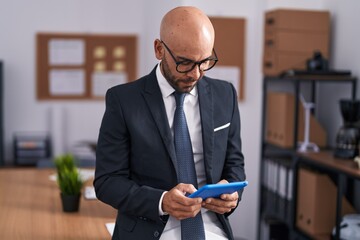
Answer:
[{"xmin": 188, "ymin": 181, "xmax": 248, "ymax": 199}]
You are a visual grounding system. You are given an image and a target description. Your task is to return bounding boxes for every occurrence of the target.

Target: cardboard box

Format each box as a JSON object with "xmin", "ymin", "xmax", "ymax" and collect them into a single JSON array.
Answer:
[
  {"xmin": 265, "ymin": 9, "xmax": 330, "ymax": 33},
  {"xmin": 263, "ymin": 9, "xmax": 331, "ymax": 76},
  {"xmin": 266, "ymin": 92, "xmax": 327, "ymax": 148},
  {"xmin": 264, "ymin": 31, "xmax": 329, "ymax": 54},
  {"xmin": 263, "ymin": 51, "xmax": 313, "ymax": 76},
  {"xmin": 296, "ymin": 168, "xmax": 355, "ymax": 235}
]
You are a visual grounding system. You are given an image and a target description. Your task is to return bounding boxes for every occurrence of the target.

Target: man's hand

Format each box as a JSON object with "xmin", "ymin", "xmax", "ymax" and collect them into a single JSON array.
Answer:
[
  {"xmin": 162, "ymin": 183, "xmax": 202, "ymax": 220},
  {"xmin": 201, "ymin": 180, "xmax": 239, "ymax": 214}
]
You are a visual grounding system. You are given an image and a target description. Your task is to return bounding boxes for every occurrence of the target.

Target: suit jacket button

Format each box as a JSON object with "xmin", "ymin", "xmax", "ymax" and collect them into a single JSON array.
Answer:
[{"xmin": 153, "ymin": 230, "xmax": 160, "ymax": 238}]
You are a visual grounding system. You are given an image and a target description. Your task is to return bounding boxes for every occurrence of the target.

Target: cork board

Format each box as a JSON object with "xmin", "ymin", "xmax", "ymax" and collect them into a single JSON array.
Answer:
[
  {"xmin": 209, "ymin": 17, "xmax": 246, "ymax": 101},
  {"xmin": 36, "ymin": 33, "xmax": 137, "ymax": 100}
]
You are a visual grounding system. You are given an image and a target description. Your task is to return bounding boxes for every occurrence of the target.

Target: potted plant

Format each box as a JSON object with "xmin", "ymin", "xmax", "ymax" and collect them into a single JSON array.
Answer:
[{"xmin": 54, "ymin": 154, "xmax": 84, "ymax": 212}]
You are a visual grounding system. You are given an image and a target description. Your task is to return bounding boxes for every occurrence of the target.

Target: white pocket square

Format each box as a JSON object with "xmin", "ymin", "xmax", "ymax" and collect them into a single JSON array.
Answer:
[{"xmin": 214, "ymin": 123, "xmax": 230, "ymax": 132}]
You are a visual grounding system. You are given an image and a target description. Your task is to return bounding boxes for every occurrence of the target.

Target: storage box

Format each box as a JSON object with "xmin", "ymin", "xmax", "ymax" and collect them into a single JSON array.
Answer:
[
  {"xmin": 263, "ymin": 9, "xmax": 331, "ymax": 76},
  {"xmin": 265, "ymin": 9, "xmax": 330, "ymax": 33},
  {"xmin": 266, "ymin": 92, "xmax": 327, "ymax": 148},
  {"xmin": 296, "ymin": 168, "xmax": 355, "ymax": 235},
  {"xmin": 264, "ymin": 31, "xmax": 329, "ymax": 54},
  {"xmin": 263, "ymin": 51, "xmax": 312, "ymax": 76}
]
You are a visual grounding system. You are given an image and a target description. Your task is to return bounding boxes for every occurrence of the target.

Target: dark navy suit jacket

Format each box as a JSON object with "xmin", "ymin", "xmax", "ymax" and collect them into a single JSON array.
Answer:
[{"xmin": 94, "ymin": 66, "xmax": 245, "ymax": 240}]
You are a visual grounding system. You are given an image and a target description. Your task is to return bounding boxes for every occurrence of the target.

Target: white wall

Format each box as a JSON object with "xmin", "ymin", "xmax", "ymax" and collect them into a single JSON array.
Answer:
[
  {"xmin": 0, "ymin": 0, "xmax": 145, "ymax": 162},
  {"xmin": 317, "ymin": 0, "xmax": 360, "ymax": 147},
  {"xmin": 141, "ymin": 0, "xmax": 183, "ymax": 75},
  {"xmin": 1, "ymin": 0, "xmax": 360, "ymax": 240},
  {"xmin": 266, "ymin": 0, "xmax": 325, "ymax": 10}
]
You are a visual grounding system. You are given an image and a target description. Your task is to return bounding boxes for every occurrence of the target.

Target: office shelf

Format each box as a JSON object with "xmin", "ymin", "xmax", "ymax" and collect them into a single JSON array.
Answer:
[{"xmin": 258, "ymin": 74, "xmax": 358, "ymax": 240}]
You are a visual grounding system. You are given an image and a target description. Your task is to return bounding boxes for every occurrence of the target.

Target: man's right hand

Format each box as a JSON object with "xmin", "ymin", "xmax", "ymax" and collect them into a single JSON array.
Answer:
[{"xmin": 162, "ymin": 183, "xmax": 202, "ymax": 220}]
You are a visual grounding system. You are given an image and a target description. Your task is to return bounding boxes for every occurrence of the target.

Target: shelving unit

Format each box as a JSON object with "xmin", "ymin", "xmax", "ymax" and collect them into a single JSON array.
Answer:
[
  {"xmin": 258, "ymin": 74, "xmax": 359, "ymax": 240},
  {"xmin": 295, "ymin": 151, "xmax": 360, "ymax": 240}
]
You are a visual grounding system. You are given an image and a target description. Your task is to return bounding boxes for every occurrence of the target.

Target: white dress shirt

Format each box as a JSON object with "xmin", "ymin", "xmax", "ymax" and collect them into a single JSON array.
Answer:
[{"xmin": 156, "ymin": 63, "xmax": 228, "ymax": 240}]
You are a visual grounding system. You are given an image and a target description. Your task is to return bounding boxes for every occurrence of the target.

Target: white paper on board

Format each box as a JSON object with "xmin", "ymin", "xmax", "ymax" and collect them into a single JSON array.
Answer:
[
  {"xmin": 49, "ymin": 39, "xmax": 85, "ymax": 66},
  {"xmin": 49, "ymin": 69, "xmax": 85, "ymax": 95}
]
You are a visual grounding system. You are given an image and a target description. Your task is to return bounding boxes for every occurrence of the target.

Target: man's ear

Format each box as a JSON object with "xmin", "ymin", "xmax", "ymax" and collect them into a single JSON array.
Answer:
[{"xmin": 154, "ymin": 39, "xmax": 164, "ymax": 60}]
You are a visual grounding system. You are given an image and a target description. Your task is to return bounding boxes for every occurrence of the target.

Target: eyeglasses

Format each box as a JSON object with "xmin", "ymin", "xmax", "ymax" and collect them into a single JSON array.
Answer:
[{"xmin": 161, "ymin": 41, "xmax": 218, "ymax": 73}]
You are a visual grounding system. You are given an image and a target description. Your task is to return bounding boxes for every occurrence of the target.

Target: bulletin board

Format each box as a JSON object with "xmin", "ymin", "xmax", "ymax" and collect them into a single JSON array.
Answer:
[
  {"xmin": 209, "ymin": 17, "xmax": 246, "ymax": 101},
  {"xmin": 36, "ymin": 33, "xmax": 137, "ymax": 100}
]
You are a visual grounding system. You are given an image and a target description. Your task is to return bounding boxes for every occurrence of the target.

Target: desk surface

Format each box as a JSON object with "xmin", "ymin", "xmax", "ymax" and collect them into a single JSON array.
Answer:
[
  {"xmin": 0, "ymin": 168, "xmax": 116, "ymax": 240},
  {"xmin": 298, "ymin": 151, "xmax": 360, "ymax": 180}
]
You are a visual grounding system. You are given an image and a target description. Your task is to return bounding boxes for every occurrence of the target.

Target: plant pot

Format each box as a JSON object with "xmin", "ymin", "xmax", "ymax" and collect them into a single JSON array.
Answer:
[{"xmin": 60, "ymin": 193, "xmax": 81, "ymax": 212}]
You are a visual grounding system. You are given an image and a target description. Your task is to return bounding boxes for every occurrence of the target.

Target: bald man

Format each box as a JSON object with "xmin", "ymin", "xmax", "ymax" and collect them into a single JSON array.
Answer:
[{"xmin": 94, "ymin": 6, "xmax": 246, "ymax": 240}]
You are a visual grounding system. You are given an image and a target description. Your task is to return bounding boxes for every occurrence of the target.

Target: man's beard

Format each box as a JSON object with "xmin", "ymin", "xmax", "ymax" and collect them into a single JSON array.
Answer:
[{"xmin": 161, "ymin": 58, "xmax": 199, "ymax": 93}]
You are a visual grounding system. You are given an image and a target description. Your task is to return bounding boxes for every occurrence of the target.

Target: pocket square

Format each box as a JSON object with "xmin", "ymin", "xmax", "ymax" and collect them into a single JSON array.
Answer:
[{"xmin": 214, "ymin": 123, "xmax": 230, "ymax": 132}]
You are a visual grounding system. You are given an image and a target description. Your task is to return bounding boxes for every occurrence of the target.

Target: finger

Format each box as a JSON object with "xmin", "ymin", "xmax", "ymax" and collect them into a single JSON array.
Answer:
[
  {"xmin": 202, "ymin": 203, "xmax": 232, "ymax": 214},
  {"xmin": 165, "ymin": 191, "xmax": 199, "ymax": 210},
  {"xmin": 175, "ymin": 183, "xmax": 203, "ymax": 206},
  {"xmin": 217, "ymin": 179, "xmax": 229, "ymax": 184},
  {"xmin": 169, "ymin": 201, "xmax": 203, "ymax": 220},
  {"xmin": 176, "ymin": 207, "xmax": 202, "ymax": 220},
  {"xmin": 176, "ymin": 183, "xmax": 198, "ymax": 196},
  {"xmin": 220, "ymin": 191, "xmax": 239, "ymax": 201},
  {"xmin": 174, "ymin": 201, "xmax": 202, "ymax": 212},
  {"xmin": 162, "ymin": 187, "xmax": 202, "ymax": 219},
  {"xmin": 205, "ymin": 197, "xmax": 237, "ymax": 209}
]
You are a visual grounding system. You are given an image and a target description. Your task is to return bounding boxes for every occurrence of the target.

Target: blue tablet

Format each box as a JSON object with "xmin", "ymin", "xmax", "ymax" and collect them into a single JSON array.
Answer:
[{"xmin": 188, "ymin": 181, "xmax": 248, "ymax": 199}]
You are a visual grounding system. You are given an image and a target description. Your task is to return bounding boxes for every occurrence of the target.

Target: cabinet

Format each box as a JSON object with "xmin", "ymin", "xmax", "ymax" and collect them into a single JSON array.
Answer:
[
  {"xmin": 258, "ymin": 74, "xmax": 359, "ymax": 240},
  {"xmin": 14, "ymin": 132, "xmax": 51, "ymax": 166}
]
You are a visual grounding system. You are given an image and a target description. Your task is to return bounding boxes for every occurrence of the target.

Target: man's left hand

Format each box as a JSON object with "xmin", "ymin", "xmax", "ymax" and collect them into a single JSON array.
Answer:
[{"xmin": 201, "ymin": 180, "xmax": 239, "ymax": 214}]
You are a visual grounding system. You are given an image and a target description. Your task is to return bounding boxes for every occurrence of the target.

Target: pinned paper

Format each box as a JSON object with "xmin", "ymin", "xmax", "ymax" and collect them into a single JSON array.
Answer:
[
  {"xmin": 94, "ymin": 61, "xmax": 106, "ymax": 72},
  {"xmin": 94, "ymin": 46, "xmax": 106, "ymax": 59},
  {"xmin": 49, "ymin": 39, "xmax": 85, "ymax": 66},
  {"xmin": 49, "ymin": 69, "xmax": 85, "ymax": 95},
  {"xmin": 113, "ymin": 61, "xmax": 126, "ymax": 72},
  {"xmin": 113, "ymin": 46, "xmax": 126, "ymax": 58}
]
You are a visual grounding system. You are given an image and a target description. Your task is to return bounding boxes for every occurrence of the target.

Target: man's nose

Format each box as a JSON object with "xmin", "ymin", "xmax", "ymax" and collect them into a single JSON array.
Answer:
[{"xmin": 186, "ymin": 64, "xmax": 202, "ymax": 79}]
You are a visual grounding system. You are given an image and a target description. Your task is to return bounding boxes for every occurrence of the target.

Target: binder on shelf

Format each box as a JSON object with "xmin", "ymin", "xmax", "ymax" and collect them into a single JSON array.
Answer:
[
  {"xmin": 278, "ymin": 164, "xmax": 287, "ymax": 198},
  {"xmin": 262, "ymin": 157, "xmax": 294, "ymax": 222},
  {"xmin": 287, "ymin": 168, "xmax": 293, "ymax": 201}
]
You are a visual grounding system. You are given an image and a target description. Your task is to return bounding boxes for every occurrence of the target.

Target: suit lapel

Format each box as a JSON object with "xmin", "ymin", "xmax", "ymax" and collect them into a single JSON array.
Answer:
[
  {"xmin": 141, "ymin": 70, "xmax": 215, "ymax": 182},
  {"xmin": 198, "ymin": 78, "xmax": 214, "ymax": 182},
  {"xmin": 141, "ymin": 69, "xmax": 178, "ymax": 175}
]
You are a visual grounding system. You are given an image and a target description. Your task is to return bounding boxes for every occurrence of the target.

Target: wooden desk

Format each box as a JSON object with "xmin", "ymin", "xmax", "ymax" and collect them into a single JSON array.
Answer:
[
  {"xmin": 298, "ymin": 151, "xmax": 360, "ymax": 180},
  {"xmin": 0, "ymin": 168, "xmax": 116, "ymax": 240}
]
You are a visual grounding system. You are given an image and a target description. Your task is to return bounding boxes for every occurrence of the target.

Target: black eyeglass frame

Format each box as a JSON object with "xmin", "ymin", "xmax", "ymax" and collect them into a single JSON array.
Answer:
[{"xmin": 161, "ymin": 40, "xmax": 218, "ymax": 73}]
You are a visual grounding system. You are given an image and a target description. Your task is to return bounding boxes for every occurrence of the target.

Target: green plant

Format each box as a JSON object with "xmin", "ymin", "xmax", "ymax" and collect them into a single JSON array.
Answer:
[{"xmin": 54, "ymin": 154, "xmax": 83, "ymax": 195}]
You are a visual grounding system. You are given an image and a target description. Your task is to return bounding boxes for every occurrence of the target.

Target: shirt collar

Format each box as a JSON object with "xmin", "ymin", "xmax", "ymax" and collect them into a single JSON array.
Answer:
[{"xmin": 156, "ymin": 62, "xmax": 197, "ymax": 98}]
